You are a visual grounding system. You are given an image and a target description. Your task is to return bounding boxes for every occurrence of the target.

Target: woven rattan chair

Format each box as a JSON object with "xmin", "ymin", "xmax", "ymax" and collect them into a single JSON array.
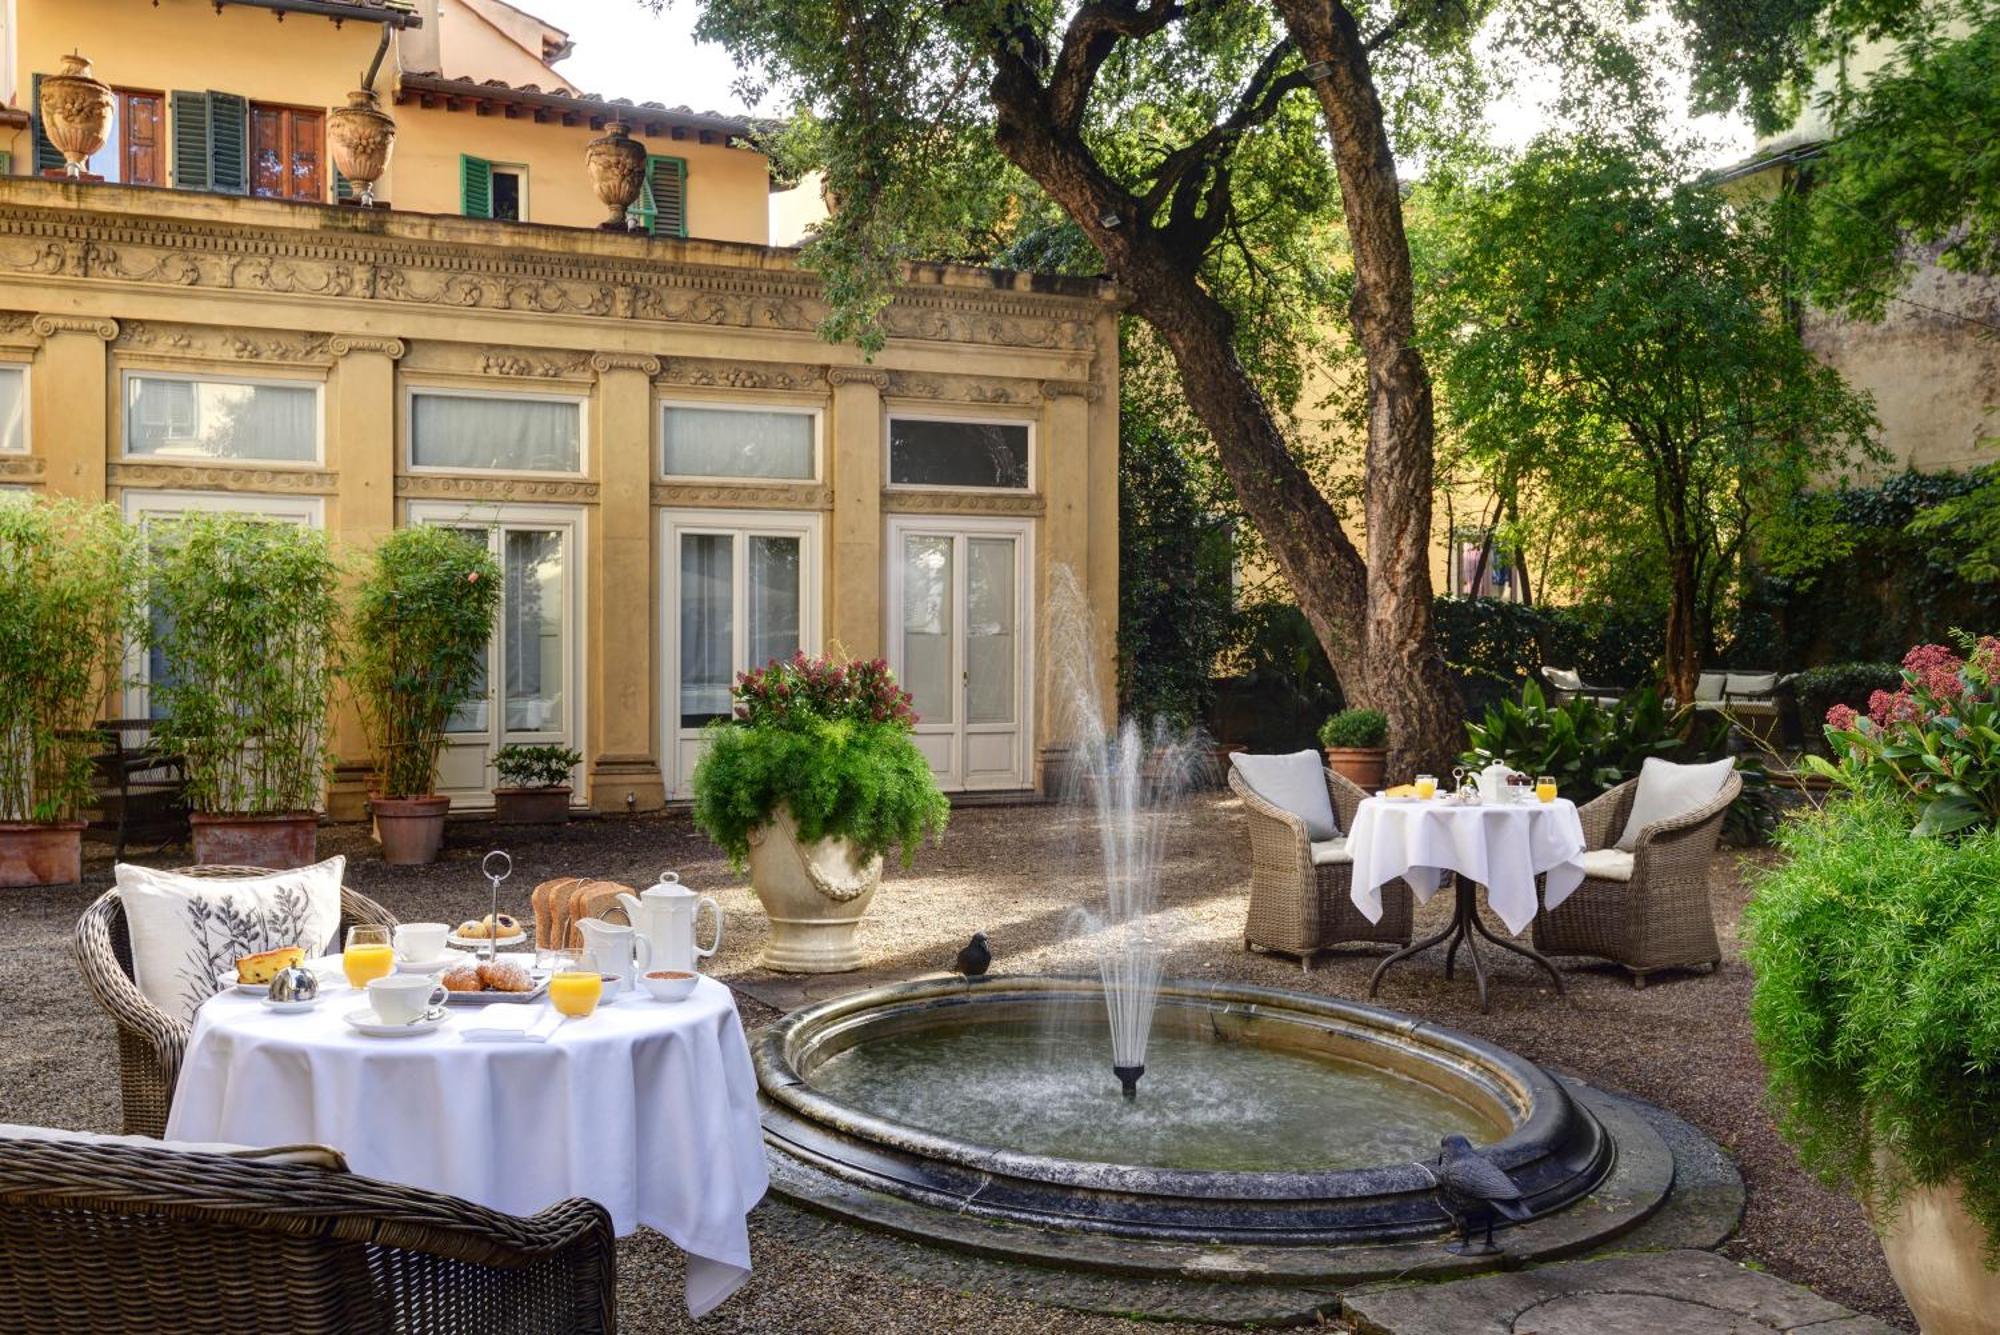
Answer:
[
  {"xmin": 0, "ymin": 1134, "xmax": 615, "ymax": 1334},
  {"xmin": 74, "ymin": 866, "xmax": 399, "ymax": 1138},
  {"xmin": 1532, "ymin": 772, "xmax": 1742, "ymax": 987},
  {"xmin": 1230, "ymin": 766, "xmax": 1413, "ymax": 970}
]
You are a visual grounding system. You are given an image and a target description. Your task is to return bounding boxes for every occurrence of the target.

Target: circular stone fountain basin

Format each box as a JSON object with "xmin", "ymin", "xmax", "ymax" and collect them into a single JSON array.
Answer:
[{"xmin": 757, "ymin": 976, "xmax": 1614, "ymax": 1250}]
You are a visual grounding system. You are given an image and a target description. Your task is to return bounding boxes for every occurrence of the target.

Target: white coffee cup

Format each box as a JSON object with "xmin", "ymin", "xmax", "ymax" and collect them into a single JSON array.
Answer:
[
  {"xmin": 394, "ymin": 922, "xmax": 450, "ymax": 962},
  {"xmin": 367, "ymin": 974, "xmax": 445, "ymax": 1024}
]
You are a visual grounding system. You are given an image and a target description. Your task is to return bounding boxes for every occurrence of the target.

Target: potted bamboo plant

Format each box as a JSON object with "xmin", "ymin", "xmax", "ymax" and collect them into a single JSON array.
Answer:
[
  {"xmin": 0, "ymin": 498, "xmax": 138, "ymax": 887},
  {"xmin": 349, "ymin": 525, "xmax": 500, "ymax": 865},
  {"xmin": 692, "ymin": 652, "xmax": 949, "ymax": 972},
  {"xmin": 147, "ymin": 514, "xmax": 342, "ymax": 869},
  {"xmin": 1319, "ymin": 707, "xmax": 1388, "ymax": 789},
  {"xmin": 492, "ymin": 744, "xmax": 581, "ymax": 824}
]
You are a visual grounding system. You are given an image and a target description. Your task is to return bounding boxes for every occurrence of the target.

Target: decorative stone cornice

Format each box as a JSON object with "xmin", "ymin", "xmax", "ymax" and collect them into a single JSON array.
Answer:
[
  {"xmin": 0, "ymin": 455, "xmax": 44, "ymax": 480},
  {"xmin": 591, "ymin": 352, "xmax": 662, "ymax": 377},
  {"xmin": 395, "ymin": 475, "xmax": 600, "ymax": 502},
  {"xmin": 825, "ymin": 368, "xmax": 890, "ymax": 389},
  {"xmin": 108, "ymin": 462, "xmax": 337, "ymax": 494},
  {"xmin": 881, "ymin": 489, "xmax": 1045, "ymax": 516},
  {"xmin": 1040, "ymin": 379, "xmax": 1102, "ymax": 402},
  {"xmin": 653, "ymin": 481, "xmax": 833, "ymax": 510},
  {"xmin": 884, "ymin": 372, "xmax": 1037, "ymax": 405},
  {"xmin": 658, "ymin": 359, "xmax": 826, "ymax": 393},
  {"xmin": 33, "ymin": 313, "xmax": 117, "ymax": 340},
  {"xmin": 330, "ymin": 335, "xmax": 406, "ymax": 359}
]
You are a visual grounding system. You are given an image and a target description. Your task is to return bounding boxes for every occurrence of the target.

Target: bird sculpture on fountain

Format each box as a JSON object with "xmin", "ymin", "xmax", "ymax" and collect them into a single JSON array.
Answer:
[{"xmin": 1428, "ymin": 1133, "xmax": 1531, "ymax": 1255}]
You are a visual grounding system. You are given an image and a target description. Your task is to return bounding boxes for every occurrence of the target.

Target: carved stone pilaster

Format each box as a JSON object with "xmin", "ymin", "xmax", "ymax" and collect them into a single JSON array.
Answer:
[
  {"xmin": 33, "ymin": 314, "xmax": 118, "ymax": 341},
  {"xmin": 1040, "ymin": 378, "xmax": 1102, "ymax": 402},
  {"xmin": 826, "ymin": 367, "xmax": 889, "ymax": 389},
  {"xmin": 590, "ymin": 352, "xmax": 662, "ymax": 377},
  {"xmin": 329, "ymin": 334, "xmax": 406, "ymax": 359}
]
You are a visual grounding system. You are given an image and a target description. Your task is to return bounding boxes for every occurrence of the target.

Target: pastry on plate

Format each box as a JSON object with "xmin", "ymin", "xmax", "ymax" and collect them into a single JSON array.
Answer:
[
  {"xmin": 477, "ymin": 960, "xmax": 534, "ymax": 993},
  {"xmin": 441, "ymin": 964, "xmax": 485, "ymax": 992},
  {"xmin": 236, "ymin": 945, "xmax": 305, "ymax": 984},
  {"xmin": 456, "ymin": 913, "xmax": 521, "ymax": 941}
]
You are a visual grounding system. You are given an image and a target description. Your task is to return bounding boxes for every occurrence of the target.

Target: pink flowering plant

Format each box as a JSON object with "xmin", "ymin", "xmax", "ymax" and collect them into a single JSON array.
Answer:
[
  {"xmin": 692, "ymin": 651, "xmax": 948, "ymax": 868},
  {"xmin": 1811, "ymin": 633, "xmax": 2000, "ymax": 836}
]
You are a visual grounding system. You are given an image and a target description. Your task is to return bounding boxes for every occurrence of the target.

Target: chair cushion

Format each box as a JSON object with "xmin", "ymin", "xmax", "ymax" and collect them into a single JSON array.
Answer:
[
  {"xmin": 1615, "ymin": 757, "xmax": 1735, "ymax": 851},
  {"xmin": 1694, "ymin": 672, "xmax": 1726, "ymax": 702},
  {"xmin": 0, "ymin": 1122, "xmax": 347, "ymax": 1170},
  {"xmin": 1577, "ymin": 848, "xmax": 1635, "ymax": 882},
  {"xmin": 115, "ymin": 857, "xmax": 346, "ymax": 1026},
  {"xmin": 1725, "ymin": 671, "xmax": 1779, "ymax": 698},
  {"xmin": 1310, "ymin": 837, "xmax": 1351, "ymax": 866},
  {"xmin": 1543, "ymin": 667, "xmax": 1583, "ymax": 691},
  {"xmin": 1231, "ymin": 751, "xmax": 1338, "ymax": 840}
]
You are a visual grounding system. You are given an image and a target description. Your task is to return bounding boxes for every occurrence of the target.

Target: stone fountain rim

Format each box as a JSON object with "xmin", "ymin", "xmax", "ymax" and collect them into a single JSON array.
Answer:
[{"xmin": 756, "ymin": 974, "xmax": 1584, "ymax": 1203}]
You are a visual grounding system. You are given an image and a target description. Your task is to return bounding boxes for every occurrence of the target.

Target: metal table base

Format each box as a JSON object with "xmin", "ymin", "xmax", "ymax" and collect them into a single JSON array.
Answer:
[{"xmin": 1367, "ymin": 872, "xmax": 1569, "ymax": 1014}]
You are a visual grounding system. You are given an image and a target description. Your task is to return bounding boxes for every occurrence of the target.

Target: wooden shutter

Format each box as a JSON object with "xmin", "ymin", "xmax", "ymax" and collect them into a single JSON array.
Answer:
[
  {"xmin": 207, "ymin": 91, "xmax": 248, "ymax": 194},
  {"xmin": 171, "ymin": 90, "xmax": 211, "ymax": 189},
  {"xmin": 29, "ymin": 75, "xmax": 67, "ymax": 175},
  {"xmin": 648, "ymin": 155, "xmax": 687, "ymax": 238},
  {"xmin": 333, "ymin": 166, "xmax": 353, "ymax": 201},
  {"xmin": 122, "ymin": 92, "xmax": 164, "ymax": 186},
  {"xmin": 460, "ymin": 154, "xmax": 492, "ymax": 218}
]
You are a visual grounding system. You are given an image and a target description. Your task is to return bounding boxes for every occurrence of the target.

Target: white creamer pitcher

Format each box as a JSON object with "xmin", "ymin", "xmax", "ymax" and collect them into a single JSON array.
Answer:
[
  {"xmin": 615, "ymin": 871, "xmax": 722, "ymax": 974},
  {"xmin": 576, "ymin": 917, "xmax": 649, "ymax": 993}
]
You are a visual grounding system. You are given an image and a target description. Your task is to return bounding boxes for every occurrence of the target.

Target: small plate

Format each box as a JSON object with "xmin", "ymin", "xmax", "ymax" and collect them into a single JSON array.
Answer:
[
  {"xmin": 218, "ymin": 964, "xmax": 336, "ymax": 996},
  {"xmin": 343, "ymin": 1005, "xmax": 449, "ymax": 1037},
  {"xmin": 447, "ymin": 931, "xmax": 528, "ymax": 950},
  {"xmin": 396, "ymin": 950, "xmax": 473, "ymax": 975},
  {"xmin": 261, "ymin": 995, "xmax": 321, "ymax": 1014}
]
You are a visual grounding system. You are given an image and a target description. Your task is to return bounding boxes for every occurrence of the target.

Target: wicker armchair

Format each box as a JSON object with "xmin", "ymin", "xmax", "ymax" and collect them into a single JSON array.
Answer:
[
  {"xmin": 74, "ymin": 866, "xmax": 399, "ymax": 1138},
  {"xmin": 1230, "ymin": 766, "xmax": 1413, "ymax": 970},
  {"xmin": 0, "ymin": 1134, "xmax": 616, "ymax": 1333},
  {"xmin": 1533, "ymin": 772, "xmax": 1742, "ymax": 987}
]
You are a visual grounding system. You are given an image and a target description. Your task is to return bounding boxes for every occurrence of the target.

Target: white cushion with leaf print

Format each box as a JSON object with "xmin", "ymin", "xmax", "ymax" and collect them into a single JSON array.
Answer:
[
  {"xmin": 1231, "ymin": 750, "xmax": 1339, "ymax": 841},
  {"xmin": 116, "ymin": 857, "xmax": 346, "ymax": 1026},
  {"xmin": 1613, "ymin": 758, "xmax": 1735, "ymax": 852}
]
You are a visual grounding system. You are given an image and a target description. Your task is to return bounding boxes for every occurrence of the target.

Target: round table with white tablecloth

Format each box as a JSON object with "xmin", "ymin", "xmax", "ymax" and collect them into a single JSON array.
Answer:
[
  {"xmin": 166, "ymin": 970, "xmax": 769, "ymax": 1319},
  {"xmin": 1344, "ymin": 795, "xmax": 1587, "ymax": 1011}
]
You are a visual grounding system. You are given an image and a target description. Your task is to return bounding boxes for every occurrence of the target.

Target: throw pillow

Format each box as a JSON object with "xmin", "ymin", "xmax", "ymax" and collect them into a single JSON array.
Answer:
[
  {"xmin": 1694, "ymin": 673, "xmax": 1726, "ymax": 703},
  {"xmin": 0, "ymin": 1123, "xmax": 347, "ymax": 1170},
  {"xmin": 1614, "ymin": 758, "xmax": 1735, "ymax": 852},
  {"xmin": 116, "ymin": 857, "xmax": 346, "ymax": 1026},
  {"xmin": 1725, "ymin": 671, "xmax": 1779, "ymax": 698},
  {"xmin": 1231, "ymin": 751, "xmax": 1339, "ymax": 840},
  {"xmin": 1544, "ymin": 668, "xmax": 1583, "ymax": 692}
]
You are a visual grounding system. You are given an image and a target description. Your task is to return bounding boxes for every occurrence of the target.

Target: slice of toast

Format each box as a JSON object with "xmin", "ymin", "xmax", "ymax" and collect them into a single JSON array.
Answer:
[{"xmin": 531, "ymin": 877, "xmax": 583, "ymax": 951}]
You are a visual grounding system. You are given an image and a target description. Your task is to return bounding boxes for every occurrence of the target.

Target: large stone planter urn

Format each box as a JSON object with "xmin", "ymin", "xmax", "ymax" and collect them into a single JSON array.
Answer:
[
  {"xmin": 744, "ymin": 806, "xmax": 882, "ymax": 973},
  {"xmin": 327, "ymin": 88, "xmax": 396, "ymax": 205},
  {"xmin": 1872, "ymin": 1151, "xmax": 2000, "ymax": 1335},
  {"xmin": 584, "ymin": 119, "xmax": 647, "ymax": 229},
  {"xmin": 190, "ymin": 811, "xmax": 318, "ymax": 870},
  {"xmin": 0, "ymin": 821, "xmax": 84, "ymax": 888},
  {"xmin": 38, "ymin": 53, "xmax": 113, "ymax": 179}
]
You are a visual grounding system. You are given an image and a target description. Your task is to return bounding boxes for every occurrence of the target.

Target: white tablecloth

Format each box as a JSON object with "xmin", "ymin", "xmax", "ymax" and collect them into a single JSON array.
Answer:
[
  {"xmin": 1346, "ymin": 796, "xmax": 1587, "ymax": 936},
  {"xmin": 167, "ymin": 969, "xmax": 769, "ymax": 1319}
]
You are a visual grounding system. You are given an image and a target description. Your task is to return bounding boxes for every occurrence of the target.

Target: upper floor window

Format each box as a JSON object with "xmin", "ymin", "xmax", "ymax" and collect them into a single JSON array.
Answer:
[
  {"xmin": 167, "ymin": 91, "xmax": 249, "ymax": 194},
  {"xmin": 887, "ymin": 417, "xmax": 1031, "ymax": 490},
  {"xmin": 461, "ymin": 156, "xmax": 526, "ymax": 222},
  {"xmin": 78, "ymin": 89, "xmax": 165, "ymax": 186},
  {"xmin": 0, "ymin": 366, "xmax": 26, "ymax": 454},
  {"xmin": 123, "ymin": 373, "xmax": 320, "ymax": 463},
  {"xmin": 662, "ymin": 405, "xmax": 815, "ymax": 481},
  {"xmin": 250, "ymin": 104, "xmax": 324, "ymax": 202},
  {"xmin": 410, "ymin": 390, "xmax": 582, "ymax": 474},
  {"xmin": 628, "ymin": 156, "xmax": 688, "ymax": 238}
]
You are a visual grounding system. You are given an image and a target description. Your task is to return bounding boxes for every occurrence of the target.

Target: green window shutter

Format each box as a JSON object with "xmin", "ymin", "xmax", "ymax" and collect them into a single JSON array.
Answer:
[
  {"xmin": 649, "ymin": 155, "xmax": 687, "ymax": 238},
  {"xmin": 333, "ymin": 166, "xmax": 353, "ymax": 201},
  {"xmin": 29, "ymin": 74, "xmax": 67, "ymax": 175},
  {"xmin": 170, "ymin": 91, "xmax": 211, "ymax": 190},
  {"xmin": 460, "ymin": 154, "xmax": 492, "ymax": 218},
  {"xmin": 207, "ymin": 91, "xmax": 247, "ymax": 194}
]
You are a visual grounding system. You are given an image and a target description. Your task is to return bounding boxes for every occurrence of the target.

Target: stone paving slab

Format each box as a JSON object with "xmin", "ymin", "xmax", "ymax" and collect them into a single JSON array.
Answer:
[{"xmin": 1343, "ymin": 1249, "xmax": 1900, "ymax": 1335}]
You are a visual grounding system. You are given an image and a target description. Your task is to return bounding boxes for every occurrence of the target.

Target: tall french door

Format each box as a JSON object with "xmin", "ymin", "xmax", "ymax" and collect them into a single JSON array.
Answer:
[
  {"xmin": 886, "ymin": 517, "xmax": 1032, "ymax": 791},
  {"xmin": 407, "ymin": 502, "xmax": 585, "ymax": 809},
  {"xmin": 661, "ymin": 509, "xmax": 822, "ymax": 798}
]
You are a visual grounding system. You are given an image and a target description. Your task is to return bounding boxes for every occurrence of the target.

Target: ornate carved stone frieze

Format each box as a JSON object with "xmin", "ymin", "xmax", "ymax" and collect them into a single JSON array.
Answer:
[
  {"xmin": 32, "ymin": 313, "xmax": 117, "ymax": 340},
  {"xmin": 0, "ymin": 455, "xmax": 45, "ymax": 480},
  {"xmin": 590, "ymin": 352, "xmax": 662, "ymax": 377},
  {"xmin": 395, "ymin": 474, "xmax": 600, "ymax": 502},
  {"xmin": 880, "ymin": 489, "xmax": 1045, "ymax": 516},
  {"xmin": 108, "ymin": 462, "xmax": 337, "ymax": 494},
  {"xmin": 329, "ymin": 335, "xmax": 406, "ymax": 359},
  {"xmin": 473, "ymin": 350, "xmax": 594, "ymax": 379},
  {"xmin": 1040, "ymin": 378, "xmax": 1102, "ymax": 402},
  {"xmin": 825, "ymin": 367, "xmax": 889, "ymax": 389},
  {"xmin": 0, "ymin": 311, "xmax": 37, "ymax": 334},
  {"xmin": 653, "ymin": 481, "xmax": 833, "ymax": 510},
  {"xmin": 883, "ymin": 372, "xmax": 1037, "ymax": 405},
  {"xmin": 656, "ymin": 359, "xmax": 826, "ymax": 393},
  {"xmin": 115, "ymin": 320, "xmax": 350, "ymax": 368}
]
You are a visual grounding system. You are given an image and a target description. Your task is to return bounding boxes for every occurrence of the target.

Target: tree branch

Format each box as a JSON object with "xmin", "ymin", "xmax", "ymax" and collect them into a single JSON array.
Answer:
[
  {"xmin": 1144, "ymin": 36, "xmax": 1311, "ymax": 236},
  {"xmin": 1362, "ymin": 8, "xmax": 1415, "ymax": 53},
  {"xmin": 1048, "ymin": 0, "xmax": 1185, "ymax": 132}
]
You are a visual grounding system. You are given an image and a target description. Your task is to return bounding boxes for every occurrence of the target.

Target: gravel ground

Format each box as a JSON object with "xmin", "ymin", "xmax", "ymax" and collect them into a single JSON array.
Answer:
[{"xmin": 0, "ymin": 792, "xmax": 1911, "ymax": 1332}]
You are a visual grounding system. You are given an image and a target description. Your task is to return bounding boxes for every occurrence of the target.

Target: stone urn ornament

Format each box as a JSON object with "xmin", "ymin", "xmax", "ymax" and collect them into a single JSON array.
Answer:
[
  {"xmin": 38, "ymin": 53, "xmax": 113, "ymax": 179},
  {"xmin": 327, "ymin": 88, "xmax": 397, "ymax": 206},
  {"xmin": 745, "ymin": 806, "xmax": 883, "ymax": 972},
  {"xmin": 584, "ymin": 119, "xmax": 647, "ymax": 229}
]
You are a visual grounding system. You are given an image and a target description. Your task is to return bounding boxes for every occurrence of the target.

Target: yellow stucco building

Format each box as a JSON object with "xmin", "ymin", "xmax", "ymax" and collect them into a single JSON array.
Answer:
[{"xmin": 0, "ymin": 0, "xmax": 1121, "ymax": 815}]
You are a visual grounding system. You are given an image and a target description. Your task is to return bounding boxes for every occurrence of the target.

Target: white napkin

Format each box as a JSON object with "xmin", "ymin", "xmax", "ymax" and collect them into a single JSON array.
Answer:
[{"xmin": 459, "ymin": 1004, "xmax": 564, "ymax": 1043}]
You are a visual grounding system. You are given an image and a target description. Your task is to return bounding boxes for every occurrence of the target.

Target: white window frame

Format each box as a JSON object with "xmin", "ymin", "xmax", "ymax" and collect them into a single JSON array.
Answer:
[
  {"xmin": 883, "ymin": 411, "xmax": 1036, "ymax": 494},
  {"xmin": 490, "ymin": 162, "xmax": 529, "ymax": 221},
  {"xmin": 658, "ymin": 507, "xmax": 825, "ymax": 798},
  {"xmin": 0, "ymin": 362, "xmax": 29, "ymax": 454},
  {"xmin": 119, "ymin": 369, "xmax": 326, "ymax": 467},
  {"xmin": 403, "ymin": 384, "xmax": 590, "ymax": 479},
  {"xmin": 658, "ymin": 399, "xmax": 823, "ymax": 484}
]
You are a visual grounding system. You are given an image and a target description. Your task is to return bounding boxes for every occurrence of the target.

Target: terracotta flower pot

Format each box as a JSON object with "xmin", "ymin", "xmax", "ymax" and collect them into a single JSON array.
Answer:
[
  {"xmin": 372, "ymin": 795, "xmax": 451, "ymax": 866},
  {"xmin": 326, "ymin": 87, "xmax": 396, "ymax": 205},
  {"xmin": 744, "ymin": 806, "xmax": 881, "ymax": 973},
  {"xmin": 1324, "ymin": 746, "xmax": 1387, "ymax": 791},
  {"xmin": 0, "ymin": 820, "xmax": 84, "ymax": 888},
  {"xmin": 1872, "ymin": 1150, "xmax": 2000, "ymax": 1334},
  {"xmin": 190, "ymin": 811, "xmax": 319, "ymax": 870},
  {"xmin": 493, "ymin": 785, "xmax": 571, "ymax": 825},
  {"xmin": 584, "ymin": 118, "xmax": 647, "ymax": 229},
  {"xmin": 38, "ymin": 54, "xmax": 113, "ymax": 178}
]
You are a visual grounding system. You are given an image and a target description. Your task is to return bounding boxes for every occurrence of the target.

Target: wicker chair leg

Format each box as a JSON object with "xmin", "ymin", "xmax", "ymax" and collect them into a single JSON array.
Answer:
[
  {"xmin": 1300, "ymin": 952, "xmax": 1314, "ymax": 974},
  {"xmin": 1631, "ymin": 971, "xmax": 1647, "ymax": 990}
]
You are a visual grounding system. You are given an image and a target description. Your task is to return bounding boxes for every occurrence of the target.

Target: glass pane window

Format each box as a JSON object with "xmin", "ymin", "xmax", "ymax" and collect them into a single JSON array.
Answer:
[
  {"xmin": 504, "ymin": 529, "xmax": 564, "ymax": 732},
  {"xmin": 125, "ymin": 375, "xmax": 318, "ymax": 462},
  {"xmin": 662, "ymin": 406, "xmax": 815, "ymax": 480},
  {"xmin": 889, "ymin": 419, "xmax": 1029, "ymax": 489},
  {"xmin": 966, "ymin": 537, "xmax": 1016, "ymax": 725},
  {"xmin": 411, "ymin": 393, "xmax": 581, "ymax": 473},
  {"xmin": 444, "ymin": 528, "xmax": 494, "ymax": 734},
  {"xmin": 0, "ymin": 367, "xmax": 25, "ymax": 453},
  {"xmin": 747, "ymin": 536, "xmax": 802, "ymax": 671},
  {"xmin": 680, "ymin": 533, "xmax": 734, "ymax": 727},
  {"xmin": 902, "ymin": 535, "xmax": 954, "ymax": 725}
]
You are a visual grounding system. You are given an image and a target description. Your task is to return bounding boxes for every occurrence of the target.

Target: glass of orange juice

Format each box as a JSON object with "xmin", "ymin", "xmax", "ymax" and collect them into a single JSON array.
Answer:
[
  {"xmin": 1414, "ymin": 773, "xmax": 1437, "ymax": 800},
  {"xmin": 343, "ymin": 924, "xmax": 396, "ymax": 989},
  {"xmin": 549, "ymin": 971, "xmax": 603, "ymax": 1019},
  {"xmin": 1536, "ymin": 775, "xmax": 1558, "ymax": 803}
]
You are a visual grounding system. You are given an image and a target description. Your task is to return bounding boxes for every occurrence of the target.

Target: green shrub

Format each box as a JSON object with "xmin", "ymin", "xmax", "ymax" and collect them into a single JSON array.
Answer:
[
  {"xmin": 145, "ymin": 513, "xmax": 342, "ymax": 815},
  {"xmin": 494, "ymin": 744, "xmax": 582, "ymax": 790},
  {"xmin": 1746, "ymin": 796, "xmax": 2000, "ymax": 1261},
  {"xmin": 1318, "ymin": 708, "xmax": 1387, "ymax": 749},
  {"xmin": 349, "ymin": 526, "xmax": 501, "ymax": 799},
  {"xmin": 692, "ymin": 652, "xmax": 948, "ymax": 868},
  {"xmin": 1789, "ymin": 662, "xmax": 1902, "ymax": 756},
  {"xmin": 0, "ymin": 499, "xmax": 140, "ymax": 824}
]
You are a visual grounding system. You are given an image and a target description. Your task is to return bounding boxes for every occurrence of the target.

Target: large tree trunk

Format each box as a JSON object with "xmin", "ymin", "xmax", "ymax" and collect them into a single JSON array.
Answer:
[
  {"xmin": 1664, "ymin": 542, "xmax": 1701, "ymax": 710},
  {"xmin": 1275, "ymin": 0, "xmax": 1461, "ymax": 777}
]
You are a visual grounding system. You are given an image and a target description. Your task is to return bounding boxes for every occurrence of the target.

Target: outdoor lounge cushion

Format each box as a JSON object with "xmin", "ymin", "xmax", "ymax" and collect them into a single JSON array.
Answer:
[
  {"xmin": 1725, "ymin": 671, "xmax": 1779, "ymax": 699},
  {"xmin": 1614, "ymin": 757, "xmax": 1736, "ymax": 852},
  {"xmin": 115, "ymin": 857, "xmax": 346, "ymax": 1026},
  {"xmin": 1231, "ymin": 751, "xmax": 1339, "ymax": 840},
  {"xmin": 1543, "ymin": 667, "xmax": 1584, "ymax": 692},
  {"xmin": 1577, "ymin": 848, "xmax": 1636, "ymax": 882},
  {"xmin": 0, "ymin": 1123, "xmax": 347, "ymax": 1171},
  {"xmin": 1694, "ymin": 672, "xmax": 1726, "ymax": 702},
  {"xmin": 1310, "ymin": 837, "xmax": 1351, "ymax": 866}
]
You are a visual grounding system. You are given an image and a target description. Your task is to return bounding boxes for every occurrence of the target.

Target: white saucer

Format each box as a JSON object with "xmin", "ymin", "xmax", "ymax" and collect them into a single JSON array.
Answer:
[
  {"xmin": 343, "ymin": 1005, "xmax": 449, "ymax": 1037},
  {"xmin": 396, "ymin": 950, "xmax": 472, "ymax": 974},
  {"xmin": 447, "ymin": 931, "xmax": 528, "ymax": 950},
  {"xmin": 261, "ymin": 995, "xmax": 321, "ymax": 1013}
]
